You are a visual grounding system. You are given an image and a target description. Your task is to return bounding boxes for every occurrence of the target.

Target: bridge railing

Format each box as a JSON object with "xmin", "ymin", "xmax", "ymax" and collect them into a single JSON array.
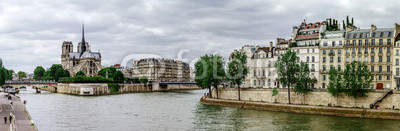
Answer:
[{"xmin": 6, "ymin": 80, "xmax": 57, "ymax": 85}]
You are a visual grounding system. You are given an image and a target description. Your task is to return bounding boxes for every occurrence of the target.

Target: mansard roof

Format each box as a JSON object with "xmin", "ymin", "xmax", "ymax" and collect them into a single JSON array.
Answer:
[{"xmin": 345, "ymin": 28, "xmax": 394, "ymax": 39}]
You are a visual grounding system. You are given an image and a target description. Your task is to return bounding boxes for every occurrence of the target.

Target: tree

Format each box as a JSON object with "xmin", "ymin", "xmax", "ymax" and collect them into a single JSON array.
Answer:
[
  {"xmin": 75, "ymin": 71, "xmax": 86, "ymax": 76},
  {"xmin": 0, "ymin": 67, "xmax": 7, "ymax": 86},
  {"xmin": 226, "ymin": 52, "xmax": 248, "ymax": 100},
  {"xmin": 113, "ymin": 71, "xmax": 125, "ymax": 83},
  {"xmin": 17, "ymin": 71, "xmax": 26, "ymax": 80},
  {"xmin": 293, "ymin": 61, "xmax": 312, "ymax": 104},
  {"xmin": 98, "ymin": 67, "xmax": 117, "ymax": 78},
  {"xmin": 42, "ymin": 64, "xmax": 70, "ymax": 81},
  {"xmin": 33, "ymin": 66, "xmax": 45, "ymax": 80},
  {"xmin": 276, "ymin": 49, "xmax": 299, "ymax": 104},
  {"xmin": 327, "ymin": 67, "xmax": 344, "ymax": 106},
  {"xmin": 343, "ymin": 61, "xmax": 372, "ymax": 107},
  {"xmin": 139, "ymin": 76, "xmax": 148, "ymax": 84},
  {"xmin": 7, "ymin": 70, "xmax": 13, "ymax": 80},
  {"xmin": 194, "ymin": 54, "xmax": 225, "ymax": 98},
  {"xmin": 272, "ymin": 88, "xmax": 279, "ymax": 103}
]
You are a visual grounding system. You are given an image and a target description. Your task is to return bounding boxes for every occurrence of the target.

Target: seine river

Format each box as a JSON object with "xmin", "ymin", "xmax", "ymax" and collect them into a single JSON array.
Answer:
[{"xmin": 17, "ymin": 86, "xmax": 400, "ymax": 131}]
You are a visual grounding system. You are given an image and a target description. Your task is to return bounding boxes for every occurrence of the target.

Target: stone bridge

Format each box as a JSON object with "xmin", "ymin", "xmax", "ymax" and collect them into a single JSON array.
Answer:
[{"xmin": 6, "ymin": 81, "xmax": 58, "ymax": 93}]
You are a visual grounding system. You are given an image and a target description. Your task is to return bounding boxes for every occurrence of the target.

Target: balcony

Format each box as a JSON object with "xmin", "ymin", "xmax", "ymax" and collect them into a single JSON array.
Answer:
[
  {"xmin": 328, "ymin": 52, "xmax": 335, "ymax": 56},
  {"xmin": 395, "ymin": 76, "xmax": 400, "ymax": 79},
  {"xmin": 320, "ymin": 70, "xmax": 328, "ymax": 74},
  {"xmin": 311, "ymin": 68, "xmax": 315, "ymax": 72}
]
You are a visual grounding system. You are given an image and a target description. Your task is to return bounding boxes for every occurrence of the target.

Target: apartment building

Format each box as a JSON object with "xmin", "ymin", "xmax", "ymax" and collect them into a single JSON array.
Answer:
[
  {"xmin": 319, "ymin": 30, "xmax": 345, "ymax": 88},
  {"xmin": 130, "ymin": 58, "xmax": 191, "ymax": 82}
]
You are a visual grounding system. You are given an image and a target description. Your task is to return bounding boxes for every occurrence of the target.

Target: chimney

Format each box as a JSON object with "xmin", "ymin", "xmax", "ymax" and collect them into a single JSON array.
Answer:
[
  {"xmin": 371, "ymin": 24, "xmax": 377, "ymax": 31},
  {"xmin": 269, "ymin": 41, "xmax": 273, "ymax": 48}
]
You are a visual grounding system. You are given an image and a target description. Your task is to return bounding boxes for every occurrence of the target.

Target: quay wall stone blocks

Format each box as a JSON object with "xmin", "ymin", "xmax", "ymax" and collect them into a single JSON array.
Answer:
[
  {"xmin": 213, "ymin": 88, "xmax": 400, "ymax": 109},
  {"xmin": 119, "ymin": 84, "xmax": 152, "ymax": 93}
]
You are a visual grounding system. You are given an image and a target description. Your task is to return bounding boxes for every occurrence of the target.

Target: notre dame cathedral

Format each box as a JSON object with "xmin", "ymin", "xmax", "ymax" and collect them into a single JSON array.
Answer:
[{"xmin": 61, "ymin": 25, "xmax": 102, "ymax": 76}]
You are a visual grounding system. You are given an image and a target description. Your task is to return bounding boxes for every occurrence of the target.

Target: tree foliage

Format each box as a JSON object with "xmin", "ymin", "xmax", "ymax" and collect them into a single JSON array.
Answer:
[
  {"xmin": 226, "ymin": 52, "xmax": 248, "ymax": 100},
  {"xmin": 343, "ymin": 61, "xmax": 372, "ymax": 99},
  {"xmin": 294, "ymin": 62, "xmax": 312, "ymax": 94},
  {"xmin": 194, "ymin": 54, "xmax": 225, "ymax": 98},
  {"xmin": 113, "ymin": 71, "xmax": 125, "ymax": 83},
  {"xmin": 76, "ymin": 71, "xmax": 86, "ymax": 76},
  {"xmin": 33, "ymin": 66, "xmax": 45, "ymax": 80},
  {"xmin": 98, "ymin": 67, "xmax": 117, "ymax": 78},
  {"xmin": 42, "ymin": 64, "xmax": 70, "ymax": 81},
  {"xmin": 276, "ymin": 50, "xmax": 299, "ymax": 104},
  {"xmin": 139, "ymin": 76, "xmax": 148, "ymax": 84},
  {"xmin": 17, "ymin": 71, "xmax": 27, "ymax": 80}
]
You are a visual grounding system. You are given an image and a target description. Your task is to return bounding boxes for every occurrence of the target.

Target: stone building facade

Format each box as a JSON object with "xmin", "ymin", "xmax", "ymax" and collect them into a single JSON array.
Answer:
[
  {"xmin": 129, "ymin": 58, "xmax": 191, "ymax": 82},
  {"xmin": 61, "ymin": 25, "xmax": 102, "ymax": 77}
]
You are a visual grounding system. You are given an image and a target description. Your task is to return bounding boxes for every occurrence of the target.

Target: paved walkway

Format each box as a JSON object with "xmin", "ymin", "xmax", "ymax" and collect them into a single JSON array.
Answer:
[{"xmin": 0, "ymin": 92, "xmax": 37, "ymax": 131}]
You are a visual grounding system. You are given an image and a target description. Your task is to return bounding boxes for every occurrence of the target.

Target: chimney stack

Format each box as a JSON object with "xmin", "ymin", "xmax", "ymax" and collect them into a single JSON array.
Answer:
[
  {"xmin": 269, "ymin": 41, "xmax": 273, "ymax": 48},
  {"xmin": 371, "ymin": 24, "xmax": 377, "ymax": 31}
]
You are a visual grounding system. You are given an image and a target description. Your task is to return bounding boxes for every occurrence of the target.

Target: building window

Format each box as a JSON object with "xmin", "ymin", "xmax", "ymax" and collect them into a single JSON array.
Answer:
[
  {"xmin": 352, "ymin": 56, "xmax": 355, "ymax": 61},
  {"xmin": 387, "ymin": 47, "xmax": 391, "ymax": 53},
  {"xmin": 365, "ymin": 39, "xmax": 369, "ymax": 46},
  {"xmin": 387, "ymin": 66, "xmax": 390, "ymax": 73},
  {"xmin": 359, "ymin": 40, "xmax": 362, "ymax": 46},
  {"xmin": 379, "ymin": 56, "xmax": 382, "ymax": 62},
  {"xmin": 324, "ymin": 43, "xmax": 328, "ymax": 46},
  {"xmin": 379, "ymin": 39, "xmax": 383, "ymax": 45},
  {"xmin": 338, "ymin": 65, "xmax": 341, "ymax": 71},
  {"xmin": 379, "ymin": 48, "xmax": 382, "ymax": 53},
  {"xmin": 397, "ymin": 50, "xmax": 399, "ymax": 55},
  {"xmin": 330, "ymin": 57, "xmax": 333, "ymax": 63},
  {"xmin": 371, "ymin": 66, "xmax": 374, "ymax": 72},
  {"xmin": 379, "ymin": 66, "xmax": 382, "ymax": 73},
  {"xmin": 379, "ymin": 75, "xmax": 382, "ymax": 80},
  {"xmin": 387, "ymin": 75, "xmax": 390, "ymax": 80},
  {"xmin": 312, "ymin": 56, "xmax": 315, "ymax": 62},
  {"xmin": 397, "ymin": 68, "xmax": 399, "ymax": 76},
  {"xmin": 307, "ymin": 49, "xmax": 309, "ymax": 53},
  {"xmin": 364, "ymin": 48, "xmax": 368, "ymax": 53},
  {"xmin": 346, "ymin": 57, "xmax": 350, "ymax": 62},
  {"xmin": 323, "ymin": 57, "xmax": 326, "ymax": 63},
  {"xmin": 323, "ymin": 65, "xmax": 326, "ymax": 72},
  {"xmin": 323, "ymin": 50, "xmax": 326, "ymax": 55},
  {"xmin": 358, "ymin": 48, "xmax": 362, "ymax": 54},
  {"xmin": 353, "ymin": 40, "xmax": 356, "ymax": 45},
  {"xmin": 330, "ymin": 65, "xmax": 334, "ymax": 71},
  {"xmin": 338, "ymin": 49, "xmax": 342, "ymax": 54},
  {"xmin": 338, "ymin": 57, "xmax": 341, "ymax": 62},
  {"xmin": 388, "ymin": 39, "xmax": 392, "ymax": 45},
  {"xmin": 387, "ymin": 56, "xmax": 391, "ymax": 62},
  {"xmin": 339, "ymin": 41, "xmax": 342, "ymax": 46},
  {"xmin": 371, "ymin": 56, "xmax": 374, "ymax": 62},
  {"xmin": 364, "ymin": 56, "xmax": 368, "ymax": 62},
  {"xmin": 396, "ymin": 59, "xmax": 399, "ymax": 65},
  {"xmin": 332, "ymin": 41, "xmax": 336, "ymax": 47},
  {"xmin": 323, "ymin": 75, "xmax": 326, "ymax": 81},
  {"xmin": 371, "ymin": 48, "xmax": 374, "ymax": 53},
  {"xmin": 254, "ymin": 80, "xmax": 256, "ymax": 86},
  {"xmin": 312, "ymin": 49, "xmax": 315, "ymax": 53},
  {"xmin": 307, "ymin": 56, "xmax": 309, "ymax": 62},
  {"xmin": 372, "ymin": 39, "xmax": 375, "ymax": 45},
  {"xmin": 311, "ymin": 64, "xmax": 315, "ymax": 70},
  {"xmin": 346, "ymin": 40, "xmax": 350, "ymax": 46}
]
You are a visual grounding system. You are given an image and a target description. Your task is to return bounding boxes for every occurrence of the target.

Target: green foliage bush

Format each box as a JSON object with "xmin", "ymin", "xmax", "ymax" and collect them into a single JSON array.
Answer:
[{"xmin": 108, "ymin": 83, "xmax": 120, "ymax": 93}]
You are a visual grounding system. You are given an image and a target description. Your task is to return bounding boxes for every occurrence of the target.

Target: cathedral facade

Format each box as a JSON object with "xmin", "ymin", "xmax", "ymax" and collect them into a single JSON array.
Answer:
[{"xmin": 61, "ymin": 25, "xmax": 102, "ymax": 77}]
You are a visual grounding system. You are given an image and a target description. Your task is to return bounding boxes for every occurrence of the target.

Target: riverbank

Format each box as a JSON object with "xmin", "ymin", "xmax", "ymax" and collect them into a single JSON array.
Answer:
[
  {"xmin": 200, "ymin": 97, "xmax": 400, "ymax": 120},
  {"xmin": 0, "ymin": 92, "xmax": 37, "ymax": 131}
]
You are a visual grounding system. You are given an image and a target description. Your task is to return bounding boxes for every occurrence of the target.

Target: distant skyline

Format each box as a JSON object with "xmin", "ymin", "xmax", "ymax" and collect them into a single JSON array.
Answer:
[{"xmin": 1, "ymin": 0, "xmax": 400, "ymax": 73}]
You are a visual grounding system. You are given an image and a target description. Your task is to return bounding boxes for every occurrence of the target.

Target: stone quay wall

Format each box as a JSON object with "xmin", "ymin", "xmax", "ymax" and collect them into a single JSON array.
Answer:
[
  {"xmin": 200, "ymin": 97, "xmax": 400, "ymax": 120},
  {"xmin": 57, "ymin": 83, "xmax": 109, "ymax": 96},
  {"xmin": 212, "ymin": 88, "xmax": 400, "ymax": 109},
  {"xmin": 119, "ymin": 84, "xmax": 152, "ymax": 93}
]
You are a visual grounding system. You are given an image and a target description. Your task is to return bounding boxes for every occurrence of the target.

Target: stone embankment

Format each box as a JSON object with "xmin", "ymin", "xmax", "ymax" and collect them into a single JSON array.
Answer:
[
  {"xmin": 49, "ymin": 83, "xmax": 200, "ymax": 96},
  {"xmin": 0, "ymin": 92, "xmax": 37, "ymax": 131},
  {"xmin": 200, "ymin": 97, "xmax": 400, "ymax": 120}
]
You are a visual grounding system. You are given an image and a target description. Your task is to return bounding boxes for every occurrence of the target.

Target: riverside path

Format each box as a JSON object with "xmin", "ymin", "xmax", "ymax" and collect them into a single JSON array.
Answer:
[{"xmin": 0, "ymin": 92, "xmax": 37, "ymax": 131}]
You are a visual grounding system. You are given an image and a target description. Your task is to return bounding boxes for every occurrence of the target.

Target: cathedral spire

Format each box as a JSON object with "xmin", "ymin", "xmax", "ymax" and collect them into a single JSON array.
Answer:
[{"xmin": 81, "ymin": 23, "xmax": 87, "ymax": 55}]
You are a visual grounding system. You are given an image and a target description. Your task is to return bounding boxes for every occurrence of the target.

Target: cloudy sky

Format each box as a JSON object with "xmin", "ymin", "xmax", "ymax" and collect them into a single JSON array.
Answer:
[{"xmin": 1, "ymin": 0, "xmax": 399, "ymax": 73}]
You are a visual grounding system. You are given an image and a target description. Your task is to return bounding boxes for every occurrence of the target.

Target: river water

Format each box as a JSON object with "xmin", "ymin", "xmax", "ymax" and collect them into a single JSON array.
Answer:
[{"xmin": 17, "ymin": 86, "xmax": 400, "ymax": 131}]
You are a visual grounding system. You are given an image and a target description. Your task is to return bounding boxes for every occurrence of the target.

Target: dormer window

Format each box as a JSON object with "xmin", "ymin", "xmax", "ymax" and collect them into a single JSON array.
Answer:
[{"xmin": 380, "ymin": 32, "xmax": 384, "ymax": 37}]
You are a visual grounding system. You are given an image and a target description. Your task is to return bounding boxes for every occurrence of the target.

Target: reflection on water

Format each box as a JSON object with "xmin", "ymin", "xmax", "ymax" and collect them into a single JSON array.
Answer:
[{"xmin": 17, "ymin": 86, "xmax": 400, "ymax": 131}]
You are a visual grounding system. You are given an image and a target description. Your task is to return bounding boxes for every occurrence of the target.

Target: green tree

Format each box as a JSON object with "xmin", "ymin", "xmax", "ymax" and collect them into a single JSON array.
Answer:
[
  {"xmin": 98, "ymin": 67, "xmax": 117, "ymax": 78},
  {"xmin": 139, "ymin": 76, "xmax": 148, "ymax": 84},
  {"xmin": 33, "ymin": 66, "xmax": 45, "ymax": 80},
  {"xmin": 113, "ymin": 71, "xmax": 125, "ymax": 83},
  {"xmin": 195, "ymin": 54, "xmax": 225, "ymax": 98},
  {"xmin": 276, "ymin": 49, "xmax": 299, "ymax": 104},
  {"xmin": 226, "ymin": 52, "xmax": 248, "ymax": 100},
  {"xmin": 343, "ymin": 61, "xmax": 372, "ymax": 107},
  {"xmin": 17, "ymin": 71, "xmax": 27, "ymax": 80},
  {"xmin": 293, "ymin": 61, "xmax": 312, "ymax": 104},
  {"xmin": 7, "ymin": 70, "xmax": 13, "ymax": 80},
  {"xmin": 54, "ymin": 68, "xmax": 64, "ymax": 81},
  {"xmin": 327, "ymin": 67, "xmax": 345, "ymax": 106},
  {"xmin": 0, "ymin": 67, "xmax": 7, "ymax": 86},
  {"xmin": 272, "ymin": 88, "xmax": 279, "ymax": 103},
  {"xmin": 75, "ymin": 71, "xmax": 86, "ymax": 76}
]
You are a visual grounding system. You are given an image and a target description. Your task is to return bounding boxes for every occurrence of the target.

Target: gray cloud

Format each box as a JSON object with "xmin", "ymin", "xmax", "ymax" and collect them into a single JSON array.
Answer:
[{"xmin": 0, "ymin": 0, "xmax": 399, "ymax": 73}]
